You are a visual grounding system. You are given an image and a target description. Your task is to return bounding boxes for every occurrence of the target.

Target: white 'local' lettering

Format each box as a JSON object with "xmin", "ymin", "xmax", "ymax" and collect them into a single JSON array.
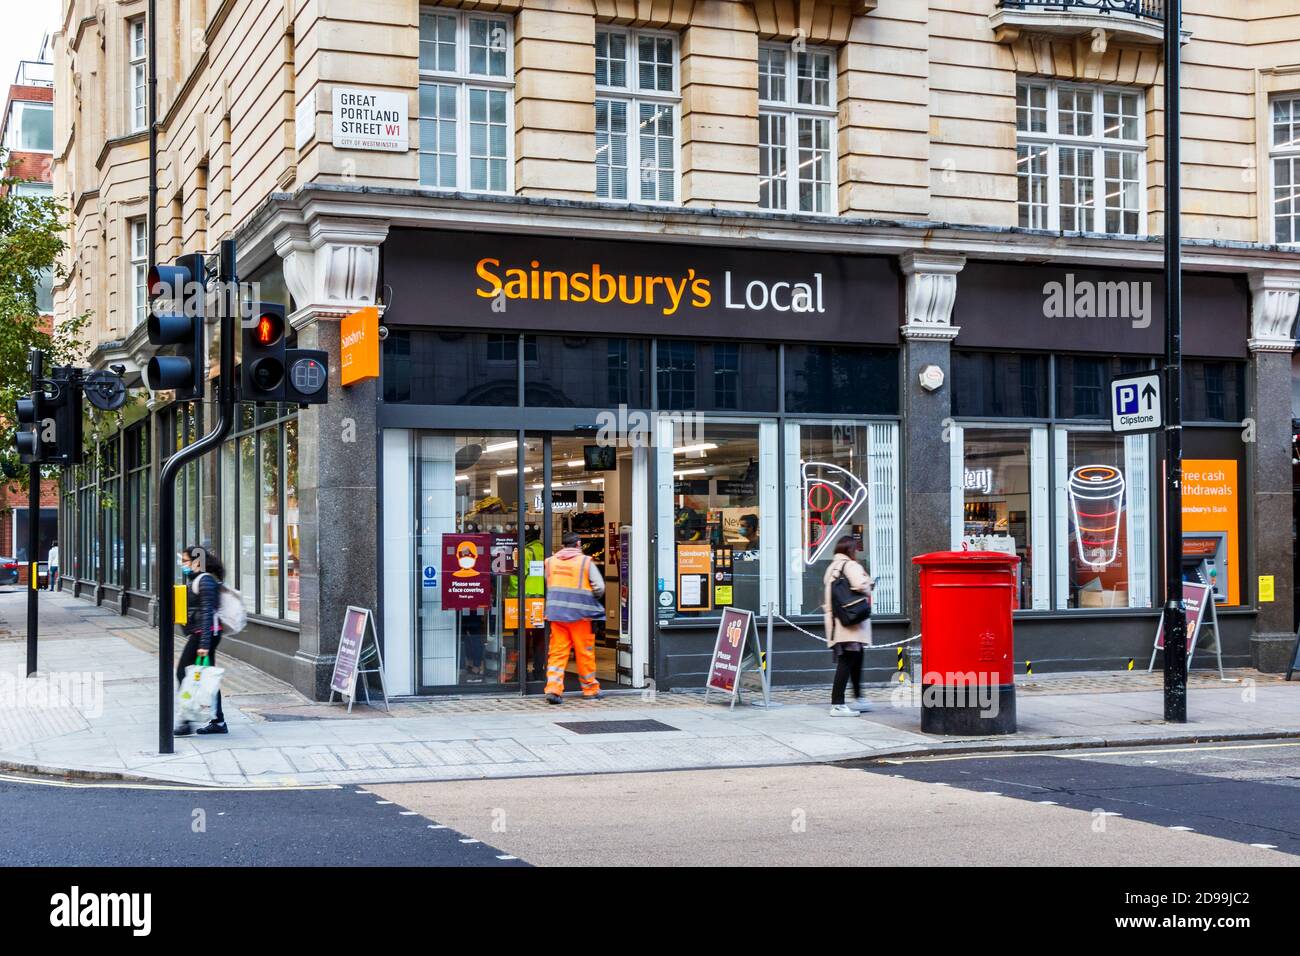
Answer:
[{"xmin": 723, "ymin": 271, "xmax": 824, "ymax": 314}]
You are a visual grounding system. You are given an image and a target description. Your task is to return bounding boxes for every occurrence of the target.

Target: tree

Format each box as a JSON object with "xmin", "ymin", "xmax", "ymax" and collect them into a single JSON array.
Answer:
[{"xmin": 0, "ymin": 149, "xmax": 89, "ymax": 479}]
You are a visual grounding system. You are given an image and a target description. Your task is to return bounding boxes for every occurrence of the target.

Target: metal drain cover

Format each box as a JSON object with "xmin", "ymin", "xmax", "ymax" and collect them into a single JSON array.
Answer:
[{"xmin": 555, "ymin": 719, "xmax": 679, "ymax": 735}]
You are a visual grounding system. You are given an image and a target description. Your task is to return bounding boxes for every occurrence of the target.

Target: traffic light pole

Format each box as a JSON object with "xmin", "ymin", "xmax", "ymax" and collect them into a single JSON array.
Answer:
[
  {"xmin": 157, "ymin": 241, "xmax": 238, "ymax": 754},
  {"xmin": 1162, "ymin": 0, "xmax": 1188, "ymax": 722},
  {"xmin": 26, "ymin": 349, "xmax": 42, "ymax": 677}
]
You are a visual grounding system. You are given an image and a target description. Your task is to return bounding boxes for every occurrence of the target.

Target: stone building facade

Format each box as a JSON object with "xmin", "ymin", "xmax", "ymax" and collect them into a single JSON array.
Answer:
[{"xmin": 51, "ymin": 0, "xmax": 1300, "ymax": 700}]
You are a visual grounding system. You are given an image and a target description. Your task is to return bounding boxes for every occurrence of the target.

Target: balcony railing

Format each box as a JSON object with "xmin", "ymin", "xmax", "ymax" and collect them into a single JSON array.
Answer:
[
  {"xmin": 1000, "ymin": 0, "xmax": 1164, "ymax": 20},
  {"xmin": 992, "ymin": 0, "xmax": 1169, "ymax": 46}
]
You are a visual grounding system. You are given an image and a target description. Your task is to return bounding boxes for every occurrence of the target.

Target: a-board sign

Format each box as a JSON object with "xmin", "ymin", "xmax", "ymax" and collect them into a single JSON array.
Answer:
[
  {"xmin": 1154, "ymin": 581, "xmax": 1213, "ymax": 653},
  {"xmin": 706, "ymin": 607, "xmax": 753, "ymax": 696},
  {"xmin": 329, "ymin": 606, "xmax": 367, "ymax": 696},
  {"xmin": 329, "ymin": 606, "xmax": 390, "ymax": 713}
]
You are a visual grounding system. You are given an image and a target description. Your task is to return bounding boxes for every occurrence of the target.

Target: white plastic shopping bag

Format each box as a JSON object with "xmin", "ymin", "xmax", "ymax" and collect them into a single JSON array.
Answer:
[{"xmin": 177, "ymin": 659, "xmax": 225, "ymax": 723}]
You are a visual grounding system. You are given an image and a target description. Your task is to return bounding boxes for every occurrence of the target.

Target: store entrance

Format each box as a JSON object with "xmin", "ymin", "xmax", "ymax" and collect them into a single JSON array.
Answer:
[{"xmin": 523, "ymin": 433, "xmax": 649, "ymax": 692}]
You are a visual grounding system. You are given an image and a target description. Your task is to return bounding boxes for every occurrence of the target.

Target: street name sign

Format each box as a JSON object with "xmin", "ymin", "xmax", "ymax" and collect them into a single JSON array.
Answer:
[{"xmin": 1110, "ymin": 371, "xmax": 1162, "ymax": 434}]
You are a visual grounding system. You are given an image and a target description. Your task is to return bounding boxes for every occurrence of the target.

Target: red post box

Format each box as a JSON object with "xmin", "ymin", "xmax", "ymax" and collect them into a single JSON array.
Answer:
[{"xmin": 911, "ymin": 551, "xmax": 1020, "ymax": 735}]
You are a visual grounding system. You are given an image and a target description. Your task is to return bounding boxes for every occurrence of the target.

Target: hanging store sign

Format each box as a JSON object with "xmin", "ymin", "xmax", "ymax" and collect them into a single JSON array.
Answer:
[
  {"xmin": 332, "ymin": 88, "xmax": 408, "ymax": 152},
  {"xmin": 341, "ymin": 306, "xmax": 381, "ymax": 386}
]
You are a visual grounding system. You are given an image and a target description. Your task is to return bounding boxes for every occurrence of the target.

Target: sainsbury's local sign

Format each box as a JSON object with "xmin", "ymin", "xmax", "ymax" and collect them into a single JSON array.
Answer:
[
  {"xmin": 382, "ymin": 229, "xmax": 901, "ymax": 344},
  {"xmin": 332, "ymin": 88, "xmax": 408, "ymax": 152}
]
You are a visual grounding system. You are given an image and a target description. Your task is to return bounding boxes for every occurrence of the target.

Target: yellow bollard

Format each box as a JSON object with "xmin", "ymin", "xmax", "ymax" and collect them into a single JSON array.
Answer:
[{"xmin": 174, "ymin": 584, "xmax": 188, "ymax": 625}]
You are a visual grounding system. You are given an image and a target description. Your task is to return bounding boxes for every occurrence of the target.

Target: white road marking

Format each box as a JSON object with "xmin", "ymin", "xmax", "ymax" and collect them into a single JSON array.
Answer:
[
  {"xmin": 497, "ymin": 855, "xmax": 518, "ymax": 861},
  {"xmin": 1168, "ymin": 826, "xmax": 1195, "ymax": 831},
  {"xmin": 0, "ymin": 773, "xmax": 338, "ymax": 793},
  {"xmin": 460, "ymin": 838, "xmax": 480, "ymax": 844},
  {"xmin": 1250, "ymin": 844, "xmax": 1279, "ymax": 850}
]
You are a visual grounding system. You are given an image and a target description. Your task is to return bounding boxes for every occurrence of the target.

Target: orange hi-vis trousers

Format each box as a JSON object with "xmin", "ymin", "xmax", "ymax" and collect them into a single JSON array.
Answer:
[{"xmin": 545, "ymin": 619, "xmax": 600, "ymax": 697}]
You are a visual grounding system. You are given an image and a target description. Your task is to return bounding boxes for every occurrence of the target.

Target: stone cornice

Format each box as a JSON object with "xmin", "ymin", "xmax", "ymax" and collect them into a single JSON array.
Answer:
[
  {"xmin": 233, "ymin": 185, "xmax": 1300, "ymax": 279},
  {"xmin": 1248, "ymin": 271, "xmax": 1300, "ymax": 354}
]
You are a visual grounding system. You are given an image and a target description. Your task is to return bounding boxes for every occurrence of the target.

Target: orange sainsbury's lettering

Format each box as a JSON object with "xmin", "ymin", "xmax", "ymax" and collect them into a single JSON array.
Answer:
[{"xmin": 472, "ymin": 256, "xmax": 712, "ymax": 315}]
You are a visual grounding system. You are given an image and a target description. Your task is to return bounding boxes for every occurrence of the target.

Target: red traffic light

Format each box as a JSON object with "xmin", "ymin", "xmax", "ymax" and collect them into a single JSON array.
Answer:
[{"xmin": 254, "ymin": 312, "xmax": 284, "ymax": 347}]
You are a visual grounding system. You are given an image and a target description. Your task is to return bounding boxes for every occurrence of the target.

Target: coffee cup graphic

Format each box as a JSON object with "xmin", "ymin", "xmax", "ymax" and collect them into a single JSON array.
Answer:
[{"xmin": 1067, "ymin": 465, "xmax": 1126, "ymax": 569}]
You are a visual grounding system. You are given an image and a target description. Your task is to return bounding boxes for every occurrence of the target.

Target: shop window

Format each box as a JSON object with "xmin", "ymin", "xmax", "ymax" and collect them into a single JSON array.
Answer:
[
  {"xmin": 102, "ymin": 442, "xmax": 122, "ymax": 587},
  {"xmin": 656, "ymin": 421, "xmax": 778, "ymax": 621},
  {"xmin": 784, "ymin": 346, "xmax": 899, "ymax": 416},
  {"xmin": 1184, "ymin": 360, "xmax": 1245, "ymax": 423},
  {"xmin": 783, "ymin": 422, "xmax": 901, "ymax": 617},
  {"xmin": 1272, "ymin": 96, "xmax": 1300, "ymax": 245},
  {"xmin": 217, "ymin": 404, "xmax": 299, "ymax": 621},
  {"xmin": 952, "ymin": 351, "xmax": 1048, "ymax": 418},
  {"xmin": 655, "ymin": 340, "xmax": 778, "ymax": 412},
  {"xmin": 524, "ymin": 335, "xmax": 649, "ymax": 408},
  {"xmin": 758, "ymin": 44, "xmax": 836, "ymax": 214},
  {"xmin": 418, "ymin": 8, "xmax": 512, "ymax": 192},
  {"xmin": 383, "ymin": 330, "xmax": 520, "ymax": 405},
  {"xmin": 595, "ymin": 27, "xmax": 679, "ymax": 203},
  {"xmin": 951, "ymin": 425, "xmax": 1050, "ymax": 610},
  {"xmin": 1055, "ymin": 355, "xmax": 1151, "ymax": 419},
  {"xmin": 125, "ymin": 423, "xmax": 151, "ymax": 590},
  {"xmin": 1053, "ymin": 429, "xmax": 1153, "ymax": 610},
  {"xmin": 1016, "ymin": 80, "xmax": 1145, "ymax": 236}
]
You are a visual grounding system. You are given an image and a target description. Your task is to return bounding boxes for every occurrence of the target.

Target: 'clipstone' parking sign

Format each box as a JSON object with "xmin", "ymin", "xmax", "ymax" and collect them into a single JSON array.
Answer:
[{"xmin": 1110, "ymin": 371, "xmax": 1162, "ymax": 434}]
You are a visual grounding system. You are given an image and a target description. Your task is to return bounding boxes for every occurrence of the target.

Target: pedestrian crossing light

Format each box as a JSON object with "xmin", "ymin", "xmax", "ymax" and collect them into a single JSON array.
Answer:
[
  {"xmin": 241, "ymin": 302, "xmax": 287, "ymax": 401},
  {"xmin": 240, "ymin": 302, "xmax": 330, "ymax": 405},
  {"xmin": 145, "ymin": 252, "xmax": 207, "ymax": 400}
]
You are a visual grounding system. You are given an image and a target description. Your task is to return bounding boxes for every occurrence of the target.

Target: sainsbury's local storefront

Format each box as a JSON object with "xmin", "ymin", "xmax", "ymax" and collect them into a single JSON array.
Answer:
[{"xmin": 367, "ymin": 226, "xmax": 1266, "ymax": 697}]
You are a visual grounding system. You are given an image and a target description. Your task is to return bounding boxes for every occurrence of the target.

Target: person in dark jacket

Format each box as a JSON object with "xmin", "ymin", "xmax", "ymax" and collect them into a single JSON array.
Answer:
[{"xmin": 175, "ymin": 545, "xmax": 228, "ymax": 736}]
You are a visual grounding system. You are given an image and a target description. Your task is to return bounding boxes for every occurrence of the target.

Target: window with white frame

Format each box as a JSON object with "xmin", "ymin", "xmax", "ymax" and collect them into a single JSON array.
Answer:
[
  {"xmin": 595, "ymin": 27, "xmax": 679, "ymax": 204},
  {"xmin": 1271, "ymin": 96, "xmax": 1300, "ymax": 244},
  {"xmin": 417, "ymin": 8, "xmax": 512, "ymax": 193},
  {"xmin": 128, "ymin": 18, "xmax": 147, "ymax": 134},
  {"xmin": 1016, "ymin": 80, "xmax": 1145, "ymax": 236},
  {"xmin": 7, "ymin": 102, "xmax": 53, "ymax": 152},
  {"xmin": 130, "ymin": 218, "xmax": 147, "ymax": 325},
  {"xmin": 758, "ymin": 44, "xmax": 835, "ymax": 214}
]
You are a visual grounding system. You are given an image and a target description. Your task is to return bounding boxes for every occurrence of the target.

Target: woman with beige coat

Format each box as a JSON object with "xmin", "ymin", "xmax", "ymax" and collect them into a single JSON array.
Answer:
[{"xmin": 822, "ymin": 535, "xmax": 873, "ymax": 717}]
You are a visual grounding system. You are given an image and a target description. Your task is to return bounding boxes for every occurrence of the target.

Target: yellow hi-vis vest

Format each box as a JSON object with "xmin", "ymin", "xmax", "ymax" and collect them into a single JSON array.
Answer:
[{"xmin": 544, "ymin": 552, "xmax": 604, "ymax": 622}]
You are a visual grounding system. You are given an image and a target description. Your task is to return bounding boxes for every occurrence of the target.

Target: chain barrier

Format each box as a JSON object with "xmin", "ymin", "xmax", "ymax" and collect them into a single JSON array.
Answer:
[{"xmin": 767, "ymin": 608, "xmax": 920, "ymax": 649}]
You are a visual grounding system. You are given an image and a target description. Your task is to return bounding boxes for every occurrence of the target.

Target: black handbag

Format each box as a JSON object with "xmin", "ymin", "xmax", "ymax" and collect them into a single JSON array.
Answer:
[{"xmin": 831, "ymin": 565, "xmax": 871, "ymax": 627}]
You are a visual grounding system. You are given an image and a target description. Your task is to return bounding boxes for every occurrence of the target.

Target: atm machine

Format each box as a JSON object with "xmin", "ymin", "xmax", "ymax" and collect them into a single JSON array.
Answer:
[{"xmin": 1182, "ymin": 532, "xmax": 1227, "ymax": 603}]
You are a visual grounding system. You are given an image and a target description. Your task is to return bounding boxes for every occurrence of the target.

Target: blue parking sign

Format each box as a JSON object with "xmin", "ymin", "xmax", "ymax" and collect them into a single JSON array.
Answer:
[{"xmin": 1110, "ymin": 372, "xmax": 1161, "ymax": 434}]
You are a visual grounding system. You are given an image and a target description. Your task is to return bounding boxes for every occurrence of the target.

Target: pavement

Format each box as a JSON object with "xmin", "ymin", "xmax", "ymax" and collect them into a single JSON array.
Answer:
[{"xmin": 1, "ymin": 589, "xmax": 1298, "ymax": 788}]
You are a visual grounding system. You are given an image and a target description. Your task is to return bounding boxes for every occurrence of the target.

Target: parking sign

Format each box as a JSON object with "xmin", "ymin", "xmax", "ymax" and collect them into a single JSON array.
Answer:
[{"xmin": 1110, "ymin": 371, "xmax": 1162, "ymax": 434}]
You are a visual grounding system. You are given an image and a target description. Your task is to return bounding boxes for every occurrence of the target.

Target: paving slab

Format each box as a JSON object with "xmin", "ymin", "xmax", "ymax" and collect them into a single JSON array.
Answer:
[{"xmin": 2, "ymin": 589, "xmax": 1299, "ymax": 786}]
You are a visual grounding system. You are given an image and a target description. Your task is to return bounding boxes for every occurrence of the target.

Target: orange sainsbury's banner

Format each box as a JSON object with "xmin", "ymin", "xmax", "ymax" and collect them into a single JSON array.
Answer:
[
  {"xmin": 341, "ymin": 306, "xmax": 380, "ymax": 386},
  {"xmin": 1182, "ymin": 459, "xmax": 1239, "ymax": 606}
]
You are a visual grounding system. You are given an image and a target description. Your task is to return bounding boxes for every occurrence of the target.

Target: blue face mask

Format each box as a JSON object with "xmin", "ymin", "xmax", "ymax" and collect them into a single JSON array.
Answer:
[{"xmin": 181, "ymin": 566, "xmax": 194, "ymax": 578}]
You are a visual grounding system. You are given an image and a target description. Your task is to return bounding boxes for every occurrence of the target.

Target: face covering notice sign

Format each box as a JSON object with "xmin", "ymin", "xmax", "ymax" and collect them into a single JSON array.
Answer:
[{"xmin": 332, "ymin": 88, "xmax": 409, "ymax": 152}]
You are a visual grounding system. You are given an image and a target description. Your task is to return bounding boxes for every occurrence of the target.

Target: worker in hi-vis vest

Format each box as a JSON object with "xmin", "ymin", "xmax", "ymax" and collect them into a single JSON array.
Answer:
[{"xmin": 543, "ymin": 531, "xmax": 605, "ymax": 703}]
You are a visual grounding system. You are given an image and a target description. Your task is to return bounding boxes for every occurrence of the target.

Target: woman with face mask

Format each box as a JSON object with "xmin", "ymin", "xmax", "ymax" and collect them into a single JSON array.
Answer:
[{"xmin": 175, "ymin": 545, "xmax": 228, "ymax": 736}]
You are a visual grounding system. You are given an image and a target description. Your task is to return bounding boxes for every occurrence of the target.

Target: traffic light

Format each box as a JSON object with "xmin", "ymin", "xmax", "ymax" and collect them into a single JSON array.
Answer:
[
  {"xmin": 48, "ymin": 368, "xmax": 84, "ymax": 466},
  {"xmin": 14, "ymin": 388, "xmax": 51, "ymax": 463},
  {"xmin": 241, "ymin": 302, "xmax": 287, "ymax": 401},
  {"xmin": 145, "ymin": 252, "xmax": 207, "ymax": 399}
]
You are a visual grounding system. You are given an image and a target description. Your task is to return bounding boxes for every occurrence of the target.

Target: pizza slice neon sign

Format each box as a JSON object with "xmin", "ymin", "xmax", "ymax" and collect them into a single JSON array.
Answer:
[{"xmin": 801, "ymin": 461, "xmax": 868, "ymax": 564}]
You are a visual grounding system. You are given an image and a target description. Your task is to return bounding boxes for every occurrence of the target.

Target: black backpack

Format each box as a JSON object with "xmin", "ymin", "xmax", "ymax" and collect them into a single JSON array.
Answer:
[{"xmin": 831, "ymin": 564, "xmax": 871, "ymax": 627}]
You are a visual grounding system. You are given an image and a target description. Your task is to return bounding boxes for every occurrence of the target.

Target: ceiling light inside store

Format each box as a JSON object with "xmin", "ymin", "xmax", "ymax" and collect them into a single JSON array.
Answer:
[
  {"xmin": 674, "ymin": 443, "xmax": 718, "ymax": 456},
  {"xmin": 455, "ymin": 475, "xmax": 469, "ymax": 482},
  {"xmin": 496, "ymin": 466, "xmax": 535, "ymax": 476},
  {"xmin": 484, "ymin": 440, "xmax": 518, "ymax": 453},
  {"xmin": 674, "ymin": 468, "xmax": 707, "ymax": 477}
]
